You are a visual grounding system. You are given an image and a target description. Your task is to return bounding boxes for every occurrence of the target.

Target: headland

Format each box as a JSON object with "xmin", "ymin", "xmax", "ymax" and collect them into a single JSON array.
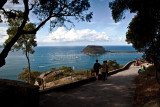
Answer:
[{"xmin": 82, "ymin": 45, "xmax": 143, "ymax": 55}]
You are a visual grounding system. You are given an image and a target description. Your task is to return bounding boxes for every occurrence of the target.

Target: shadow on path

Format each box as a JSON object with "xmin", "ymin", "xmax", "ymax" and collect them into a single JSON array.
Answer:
[{"xmin": 40, "ymin": 65, "xmax": 140, "ymax": 107}]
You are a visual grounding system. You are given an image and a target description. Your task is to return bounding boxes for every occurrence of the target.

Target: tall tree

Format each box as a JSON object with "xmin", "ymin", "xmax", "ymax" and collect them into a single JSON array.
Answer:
[
  {"xmin": 4, "ymin": 11, "xmax": 37, "ymax": 83},
  {"xmin": 0, "ymin": 0, "xmax": 92, "ymax": 68},
  {"xmin": 109, "ymin": 0, "xmax": 160, "ymax": 70}
]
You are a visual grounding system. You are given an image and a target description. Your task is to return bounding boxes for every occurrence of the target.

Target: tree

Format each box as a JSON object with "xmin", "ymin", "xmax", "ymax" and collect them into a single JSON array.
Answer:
[
  {"xmin": 18, "ymin": 68, "xmax": 44, "ymax": 84},
  {"xmin": 109, "ymin": 0, "xmax": 160, "ymax": 73},
  {"xmin": 3, "ymin": 10, "xmax": 37, "ymax": 83},
  {"xmin": 0, "ymin": 0, "xmax": 92, "ymax": 67}
]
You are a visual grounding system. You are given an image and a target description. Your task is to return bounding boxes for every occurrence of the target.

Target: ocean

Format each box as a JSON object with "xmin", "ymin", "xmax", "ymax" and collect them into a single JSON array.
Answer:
[{"xmin": 0, "ymin": 46, "xmax": 143, "ymax": 80}]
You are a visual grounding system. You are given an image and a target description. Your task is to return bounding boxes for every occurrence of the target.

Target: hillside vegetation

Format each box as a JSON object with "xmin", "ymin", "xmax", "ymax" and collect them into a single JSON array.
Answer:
[{"xmin": 82, "ymin": 45, "xmax": 106, "ymax": 55}]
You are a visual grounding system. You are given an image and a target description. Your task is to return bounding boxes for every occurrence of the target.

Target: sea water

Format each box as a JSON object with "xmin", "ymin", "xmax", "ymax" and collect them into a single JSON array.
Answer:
[{"xmin": 0, "ymin": 46, "xmax": 143, "ymax": 80}]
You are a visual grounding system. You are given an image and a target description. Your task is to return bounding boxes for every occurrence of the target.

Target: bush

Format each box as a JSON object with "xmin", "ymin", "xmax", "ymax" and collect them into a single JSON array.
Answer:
[
  {"xmin": 18, "ymin": 71, "xmax": 41, "ymax": 84},
  {"xmin": 45, "ymin": 66, "xmax": 74, "ymax": 83},
  {"xmin": 18, "ymin": 69, "xmax": 47, "ymax": 84},
  {"xmin": 74, "ymin": 70, "xmax": 87, "ymax": 76},
  {"xmin": 108, "ymin": 60, "xmax": 120, "ymax": 71},
  {"xmin": 146, "ymin": 65, "xmax": 155, "ymax": 73},
  {"xmin": 58, "ymin": 66, "xmax": 73, "ymax": 72}
]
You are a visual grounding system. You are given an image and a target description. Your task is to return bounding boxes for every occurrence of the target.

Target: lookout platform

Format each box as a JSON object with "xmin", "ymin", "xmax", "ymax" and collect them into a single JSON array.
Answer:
[{"xmin": 40, "ymin": 64, "xmax": 144, "ymax": 107}]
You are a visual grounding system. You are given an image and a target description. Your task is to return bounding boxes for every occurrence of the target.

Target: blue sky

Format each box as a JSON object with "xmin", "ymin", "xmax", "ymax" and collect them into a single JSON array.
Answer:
[{"xmin": 0, "ymin": 0, "xmax": 136, "ymax": 46}]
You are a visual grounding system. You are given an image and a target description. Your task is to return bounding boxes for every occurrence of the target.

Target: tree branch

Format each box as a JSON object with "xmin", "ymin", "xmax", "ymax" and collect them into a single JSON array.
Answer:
[{"xmin": 0, "ymin": 0, "xmax": 29, "ymax": 67}]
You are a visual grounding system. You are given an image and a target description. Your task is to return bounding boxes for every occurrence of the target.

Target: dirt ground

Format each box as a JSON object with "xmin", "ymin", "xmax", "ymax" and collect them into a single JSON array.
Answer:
[
  {"xmin": 133, "ymin": 65, "xmax": 160, "ymax": 107},
  {"xmin": 40, "ymin": 64, "xmax": 140, "ymax": 107}
]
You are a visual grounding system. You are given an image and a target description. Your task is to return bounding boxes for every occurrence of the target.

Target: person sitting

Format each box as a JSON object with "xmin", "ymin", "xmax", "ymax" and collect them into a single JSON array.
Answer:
[{"xmin": 138, "ymin": 65, "xmax": 146, "ymax": 73}]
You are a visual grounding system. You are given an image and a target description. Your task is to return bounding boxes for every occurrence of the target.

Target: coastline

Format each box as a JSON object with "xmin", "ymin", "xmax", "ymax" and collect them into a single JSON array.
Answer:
[
  {"xmin": 106, "ymin": 51, "xmax": 144, "ymax": 53},
  {"xmin": 82, "ymin": 50, "xmax": 144, "ymax": 55},
  {"xmin": 0, "ymin": 46, "xmax": 143, "ymax": 80}
]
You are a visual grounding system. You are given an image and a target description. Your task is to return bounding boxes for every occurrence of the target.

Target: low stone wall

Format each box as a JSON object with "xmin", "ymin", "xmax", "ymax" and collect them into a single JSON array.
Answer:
[
  {"xmin": 108, "ymin": 61, "xmax": 135, "ymax": 76},
  {"xmin": 0, "ymin": 79, "xmax": 39, "ymax": 107},
  {"xmin": 40, "ymin": 76, "xmax": 96, "ymax": 94}
]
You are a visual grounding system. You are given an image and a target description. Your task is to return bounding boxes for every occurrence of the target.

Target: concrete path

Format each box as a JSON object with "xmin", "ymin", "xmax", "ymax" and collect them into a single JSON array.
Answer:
[{"xmin": 40, "ymin": 64, "xmax": 141, "ymax": 107}]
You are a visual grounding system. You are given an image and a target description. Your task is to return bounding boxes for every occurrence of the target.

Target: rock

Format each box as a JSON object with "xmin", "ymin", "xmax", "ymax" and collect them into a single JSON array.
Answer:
[{"xmin": 82, "ymin": 45, "xmax": 106, "ymax": 55}]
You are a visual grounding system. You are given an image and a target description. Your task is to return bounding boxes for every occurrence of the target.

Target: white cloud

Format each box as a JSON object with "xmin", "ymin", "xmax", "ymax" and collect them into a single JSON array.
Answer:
[
  {"xmin": 40, "ymin": 27, "xmax": 109, "ymax": 43},
  {"xmin": 0, "ymin": 27, "xmax": 8, "ymax": 44},
  {"xmin": 118, "ymin": 37, "xmax": 126, "ymax": 42}
]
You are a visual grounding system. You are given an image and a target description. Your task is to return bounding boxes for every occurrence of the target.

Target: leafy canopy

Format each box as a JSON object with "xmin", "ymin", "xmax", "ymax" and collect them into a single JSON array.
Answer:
[
  {"xmin": 0, "ymin": 0, "xmax": 92, "ymax": 67},
  {"xmin": 109, "ymin": 0, "xmax": 160, "ymax": 63}
]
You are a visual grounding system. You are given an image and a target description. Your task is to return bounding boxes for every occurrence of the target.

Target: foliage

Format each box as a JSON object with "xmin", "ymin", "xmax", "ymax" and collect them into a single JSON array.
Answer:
[
  {"xmin": 0, "ymin": 0, "xmax": 92, "ymax": 67},
  {"xmin": 4, "ymin": 10, "xmax": 37, "ymax": 83},
  {"xmin": 18, "ymin": 69, "xmax": 40, "ymax": 84},
  {"xmin": 108, "ymin": 60, "xmax": 120, "ymax": 71},
  {"xmin": 82, "ymin": 45, "xmax": 106, "ymax": 55},
  {"xmin": 44, "ymin": 67, "xmax": 88, "ymax": 83},
  {"xmin": 58, "ymin": 66, "xmax": 73, "ymax": 73},
  {"xmin": 50, "ymin": 68, "xmax": 56, "ymax": 72},
  {"xmin": 109, "ymin": 0, "xmax": 160, "ymax": 70},
  {"xmin": 18, "ymin": 69, "xmax": 46, "ymax": 84},
  {"xmin": 5, "ymin": 23, "xmax": 37, "ymax": 53},
  {"xmin": 146, "ymin": 65, "xmax": 155, "ymax": 73},
  {"xmin": 74, "ymin": 70, "xmax": 87, "ymax": 76},
  {"xmin": 45, "ymin": 66, "xmax": 74, "ymax": 83}
]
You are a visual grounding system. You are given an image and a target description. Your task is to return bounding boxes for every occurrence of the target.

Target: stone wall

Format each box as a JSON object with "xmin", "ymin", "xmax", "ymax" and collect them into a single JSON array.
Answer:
[
  {"xmin": 108, "ymin": 61, "xmax": 135, "ymax": 76},
  {"xmin": 0, "ymin": 79, "xmax": 39, "ymax": 107}
]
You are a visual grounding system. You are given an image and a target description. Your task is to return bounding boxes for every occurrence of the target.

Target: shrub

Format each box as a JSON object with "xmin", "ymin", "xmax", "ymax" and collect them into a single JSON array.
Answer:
[
  {"xmin": 74, "ymin": 70, "xmax": 87, "ymax": 75},
  {"xmin": 45, "ymin": 66, "xmax": 74, "ymax": 83},
  {"xmin": 108, "ymin": 60, "xmax": 120, "ymax": 71},
  {"xmin": 58, "ymin": 66, "xmax": 73, "ymax": 72},
  {"xmin": 18, "ymin": 70, "xmax": 41, "ymax": 84},
  {"xmin": 146, "ymin": 65, "xmax": 155, "ymax": 73}
]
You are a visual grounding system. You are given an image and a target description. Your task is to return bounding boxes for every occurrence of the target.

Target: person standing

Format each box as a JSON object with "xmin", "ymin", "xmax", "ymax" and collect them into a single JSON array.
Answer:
[
  {"xmin": 105, "ymin": 60, "xmax": 109, "ymax": 80},
  {"xmin": 101, "ymin": 60, "xmax": 108, "ymax": 81},
  {"xmin": 93, "ymin": 60, "xmax": 101, "ymax": 80}
]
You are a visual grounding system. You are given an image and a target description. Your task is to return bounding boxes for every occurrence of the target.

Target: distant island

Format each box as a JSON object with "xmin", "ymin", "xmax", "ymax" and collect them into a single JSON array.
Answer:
[
  {"xmin": 81, "ymin": 45, "xmax": 106, "ymax": 55},
  {"xmin": 82, "ymin": 45, "xmax": 143, "ymax": 55}
]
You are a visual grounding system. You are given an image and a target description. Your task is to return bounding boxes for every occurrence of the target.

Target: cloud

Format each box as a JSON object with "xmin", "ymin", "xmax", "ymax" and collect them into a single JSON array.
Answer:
[
  {"xmin": 0, "ymin": 27, "xmax": 8, "ymax": 44},
  {"xmin": 40, "ymin": 27, "xmax": 109, "ymax": 43},
  {"xmin": 118, "ymin": 37, "xmax": 126, "ymax": 42}
]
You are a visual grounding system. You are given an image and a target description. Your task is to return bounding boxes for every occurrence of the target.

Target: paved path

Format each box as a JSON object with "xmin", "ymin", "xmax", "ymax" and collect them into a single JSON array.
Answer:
[{"xmin": 40, "ymin": 64, "xmax": 141, "ymax": 107}]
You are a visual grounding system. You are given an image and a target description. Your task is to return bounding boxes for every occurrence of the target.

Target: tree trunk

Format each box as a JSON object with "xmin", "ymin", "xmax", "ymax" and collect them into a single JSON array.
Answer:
[
  {"xmin": 0, "ymin": 0, "xmax": 7, "ymax": 9},
  {"xmin": 0, "ymin": 0, "xmax": 29, "ymax": 68},
  {"xmin": 26, "ymin": 51, "xmax": 31, "ymax": 83},
  {"xmin": 0, "ymin": 31, "xmax": 22, "ymax": 67}
]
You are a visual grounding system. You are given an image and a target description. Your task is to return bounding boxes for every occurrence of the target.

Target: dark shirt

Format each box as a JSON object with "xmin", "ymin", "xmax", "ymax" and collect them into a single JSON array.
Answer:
[{"xmin": 93, "ymin": 62, "xmax": 101, "ymax": 72}]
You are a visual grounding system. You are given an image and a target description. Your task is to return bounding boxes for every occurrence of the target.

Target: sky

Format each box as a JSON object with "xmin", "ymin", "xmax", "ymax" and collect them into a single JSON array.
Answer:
[{"xmin": 0, "ymin": 0, "xmax": 136, "ymax": 46}]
